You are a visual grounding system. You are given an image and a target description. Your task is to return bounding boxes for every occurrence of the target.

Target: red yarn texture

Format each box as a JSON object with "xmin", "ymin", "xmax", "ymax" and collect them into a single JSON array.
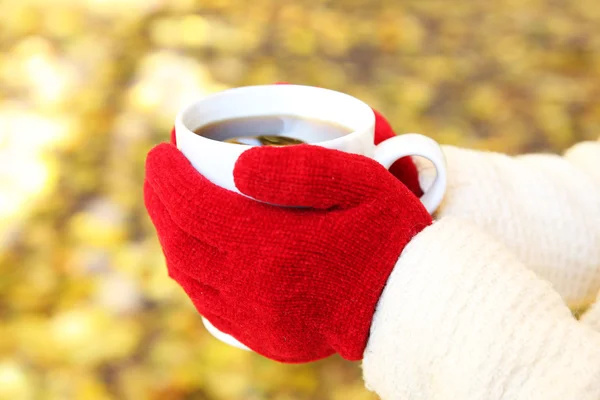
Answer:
[{"xmin": 144, "ymin": 142, "xmax": 432, "ymax": 363}]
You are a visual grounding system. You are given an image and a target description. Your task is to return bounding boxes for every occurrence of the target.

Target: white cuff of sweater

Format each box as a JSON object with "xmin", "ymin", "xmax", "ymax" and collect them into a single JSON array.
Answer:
[
  {"xmin": 415, "ymin": 142, "xmax": 600, "ymax": 308},
  {"xmin": 581, "ymin": 291, "xmax": 600, "ymax": 332},
  {"xmin": 363, "ymin": 217, "xmax": 600, "ymax": 400}
]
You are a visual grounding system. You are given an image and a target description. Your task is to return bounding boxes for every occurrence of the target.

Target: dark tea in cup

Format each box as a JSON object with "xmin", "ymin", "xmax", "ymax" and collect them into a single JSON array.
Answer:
[{"xmin": 193, "ymin": 115, "xmax": 352, "ymax": 146}]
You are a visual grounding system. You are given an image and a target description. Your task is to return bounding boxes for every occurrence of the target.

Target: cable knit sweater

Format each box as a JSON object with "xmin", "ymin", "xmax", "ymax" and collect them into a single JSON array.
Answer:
[{"xmin": 363, "ymin": 137, "xmax": 600, "ymax": 399}]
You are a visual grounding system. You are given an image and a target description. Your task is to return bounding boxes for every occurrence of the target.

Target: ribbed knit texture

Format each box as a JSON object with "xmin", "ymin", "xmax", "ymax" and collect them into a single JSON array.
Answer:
[
  {"xmin": 144, "ymin": 143, "xmax": 431, "ymax": 363},
  {"xmin": 363, "ymin": 217, "xmax": 600, "ymax": 400},
  {"xmin": 415, "ymin": 139, "xmax": 600, "ymax": 308}
]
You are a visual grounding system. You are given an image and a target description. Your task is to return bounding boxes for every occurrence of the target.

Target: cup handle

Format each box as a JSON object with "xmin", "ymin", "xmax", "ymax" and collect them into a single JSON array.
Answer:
[{"xmin": 373, "ymin": 133, "xmax": 447, "ymax": 214}]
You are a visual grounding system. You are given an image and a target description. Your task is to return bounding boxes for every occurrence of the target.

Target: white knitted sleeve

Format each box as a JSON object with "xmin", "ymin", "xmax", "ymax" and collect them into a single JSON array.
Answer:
[
  {"xmin": 363, "ymin": 217, "xmax": 600, "ymax": 400},
  {"xmin": 416, "ymin": 139, "xmax": 600, "ymax": 308},
  {"xmin": 582, "ymin": 297, "xmax": 600, "ymax": 332}
]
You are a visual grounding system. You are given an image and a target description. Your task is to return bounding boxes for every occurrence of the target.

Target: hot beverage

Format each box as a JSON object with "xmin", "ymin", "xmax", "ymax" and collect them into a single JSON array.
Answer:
[{"xmin": 193, "ymin": 115, "xmax": 352, "ymax": 146}]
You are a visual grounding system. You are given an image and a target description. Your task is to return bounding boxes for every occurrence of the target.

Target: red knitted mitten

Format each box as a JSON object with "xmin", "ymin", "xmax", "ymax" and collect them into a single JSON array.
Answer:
[{"xmin": 144, "ymin": 143, "xmax": 432, "ymax": 363}]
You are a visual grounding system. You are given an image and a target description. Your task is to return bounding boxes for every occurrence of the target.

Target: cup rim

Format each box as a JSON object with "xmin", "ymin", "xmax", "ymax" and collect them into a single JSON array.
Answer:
[{"xmin": 175, "ymin": 84, "xmax": 376, "ymax": 149}]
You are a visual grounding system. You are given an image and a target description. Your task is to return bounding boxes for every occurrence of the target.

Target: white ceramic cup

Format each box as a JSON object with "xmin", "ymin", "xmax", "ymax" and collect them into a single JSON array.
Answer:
[{"xmin": 174, "ymin": 84, "xmax": 447, "ymax": 351}]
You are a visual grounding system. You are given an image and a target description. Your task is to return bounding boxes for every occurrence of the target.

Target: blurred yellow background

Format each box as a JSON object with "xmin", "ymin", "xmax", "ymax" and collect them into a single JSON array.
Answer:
[{"xmin": 0, "ymin": 0, "xmax": 599, "ymax": 399}]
